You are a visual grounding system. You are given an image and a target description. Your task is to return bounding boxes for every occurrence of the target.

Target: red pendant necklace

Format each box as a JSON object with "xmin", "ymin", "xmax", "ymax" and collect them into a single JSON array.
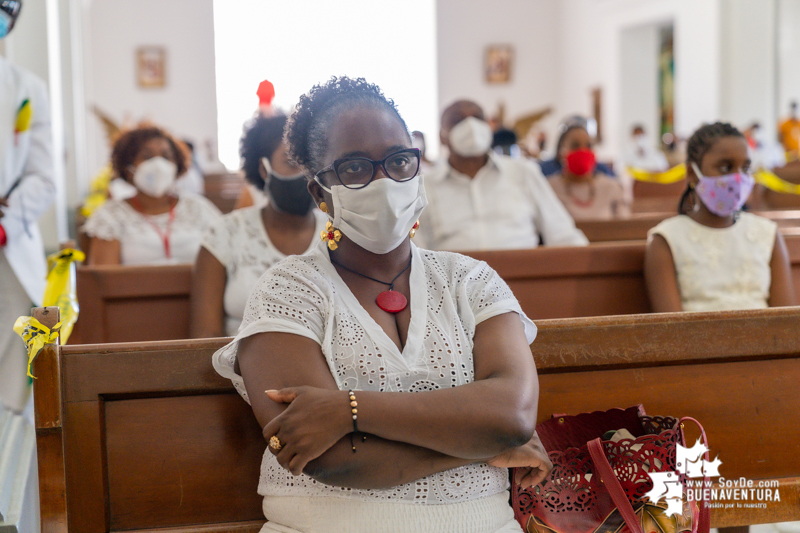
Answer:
[{"xmin": 331, "ymin": 256, "xmax": 412, "ymax": 313}]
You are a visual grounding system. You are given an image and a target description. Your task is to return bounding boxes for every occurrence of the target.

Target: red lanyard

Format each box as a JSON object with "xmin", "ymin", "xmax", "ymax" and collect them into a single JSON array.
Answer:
[{"xmin": 131, "ymin": 197, "xmax": 176, "ymax": 259}]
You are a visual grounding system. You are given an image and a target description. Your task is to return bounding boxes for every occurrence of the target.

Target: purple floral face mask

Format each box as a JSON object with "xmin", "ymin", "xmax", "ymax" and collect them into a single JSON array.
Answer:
[{"xmin": 691, "ymin": 162, "xmax": 754, "ymax": 217}]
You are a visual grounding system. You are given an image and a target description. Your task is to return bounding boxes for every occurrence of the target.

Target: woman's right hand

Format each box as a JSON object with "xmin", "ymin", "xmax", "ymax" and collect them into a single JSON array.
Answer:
[
  {"xmin": 487, "ymin": 431, "xmax": 553, "ymax": 488},
  {"xmin": 262, "ymin": 386, "xmax": 354, "ymax": 476}
]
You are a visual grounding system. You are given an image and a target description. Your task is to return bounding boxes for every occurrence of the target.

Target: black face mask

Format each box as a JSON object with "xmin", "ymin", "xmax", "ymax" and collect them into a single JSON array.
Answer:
[{"xmin": 267, "ymin": 173, "xmax": 314, "ymax": 216}]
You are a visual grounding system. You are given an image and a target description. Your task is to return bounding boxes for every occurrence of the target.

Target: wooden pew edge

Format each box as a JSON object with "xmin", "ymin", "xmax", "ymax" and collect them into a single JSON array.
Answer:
[
  {"xmin": 114, "ymin": 520, "xmax": 264, "ymax": 533},
  {"xmin": 531, "ymin": 306, "xmax": 800, "ymax": 329},
  {"xmin": 711, "ymin": 476, "xmax": 800, "ymax": 527},
  {"xmin": 31, "ymin": 307, "xmax": 68, "ymax": 533},
  {"xmin": 60, "ymin": 336, "xmax": 233, "ymax": 355}
]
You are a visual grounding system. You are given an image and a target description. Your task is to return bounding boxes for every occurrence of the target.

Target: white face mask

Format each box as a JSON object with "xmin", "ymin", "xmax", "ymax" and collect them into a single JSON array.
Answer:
[
  {"xmin": 449, "ymin": 116, "xmax": 493, "ymax": 157},
  {"xmin": 132, "ymin": 156, "xmax": 177, "ymax": 197},
  {"xmin": 316, "ymin": 176, "xmax": 428, "ymax": 255}
]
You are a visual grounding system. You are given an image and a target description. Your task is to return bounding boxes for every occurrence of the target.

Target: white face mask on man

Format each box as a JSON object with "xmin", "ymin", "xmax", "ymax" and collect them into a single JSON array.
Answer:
[
  {"xmin": 448, "ymin": 116, "xmax": 493, "ymax": 157},
  {"xmin": 315, "ymin": 176, "xmax": 428, "ymax": 255},
  {"xmin": 131, "ymin": 156, "xmax": 178, "ymax": 197}
]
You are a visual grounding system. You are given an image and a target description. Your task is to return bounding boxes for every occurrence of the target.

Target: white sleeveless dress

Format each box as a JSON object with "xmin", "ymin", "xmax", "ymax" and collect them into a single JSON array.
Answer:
[
  {"xmin": 200, "ymin": 206, "xmax": 327, "ymax": 335},
  {"xmin": 212, "ymin": 240, "xmax": 536, "ymax": 532},
  {"xmin": 648, "ymin": 213, "xmax": 777, "ymax": 312}
]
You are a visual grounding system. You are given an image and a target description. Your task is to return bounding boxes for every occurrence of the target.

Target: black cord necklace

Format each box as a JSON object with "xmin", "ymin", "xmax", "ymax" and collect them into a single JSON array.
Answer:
[{"xmin": 330, "ymin": 256, "xmax": 412, "ymax": 313}]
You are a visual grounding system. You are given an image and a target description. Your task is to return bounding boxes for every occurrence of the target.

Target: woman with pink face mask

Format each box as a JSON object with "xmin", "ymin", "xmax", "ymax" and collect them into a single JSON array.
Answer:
[
  {"xmin": 645, "ymin": 122, "xmax": 795, "ymax": 312},
  {"xmin": 548, "ymin": 124, "xmax": 630, "ymax": 220}
]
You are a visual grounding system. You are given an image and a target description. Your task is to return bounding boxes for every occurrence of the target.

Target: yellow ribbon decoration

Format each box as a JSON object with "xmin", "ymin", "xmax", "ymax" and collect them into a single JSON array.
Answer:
[
  {"xmin": 628, "ymin": 163, "xmax": 800, "ymax": 195},
  {"xmin": 79, "ymin": 165, "xmax": 114, "ymax": 217},
  {"xmin": 41, "ymin": 248, "xmax": 85, "ymax": 344},
  {"xmin": 627, "ymin": 163, "xmax": 687, "ymax": 184},
  {"xmin": 753, "ymin": 169, "xmax": 800, "ymax": 195},
  {"xmin": 13, "ymin": 317, "xmax": 63, "ymax": 379}
]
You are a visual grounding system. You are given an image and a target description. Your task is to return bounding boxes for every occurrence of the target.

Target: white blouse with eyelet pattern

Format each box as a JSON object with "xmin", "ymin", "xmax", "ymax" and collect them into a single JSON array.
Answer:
[{"xmin": 212, "ymin": 239, "xmax": 537, "ymax": 505}]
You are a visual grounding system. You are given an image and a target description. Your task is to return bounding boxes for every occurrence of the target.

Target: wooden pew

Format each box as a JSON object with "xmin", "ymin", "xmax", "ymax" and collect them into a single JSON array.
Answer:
[
  {"xmin": 33, "ymin": 306, "xmax": 800, "ymax": 530},
  {"xmin": 631, "ymin": 178, "xmax": 687, "ymax": 214},
  {"xmin": 204, "ymin": 172, "xmax": 245, "ymax": 214},
  {"xmin": 532, "ymin": 307, "xmax": 800, "ymax": 527},
  {"xmin": 69, "ymin": 264, "xmax": 192, "ymax": 344},
  {"xmin": 68, "ymin": 234, "xmax": 800, "ymax": 343},
  {"xmin": 577, "ymin": 209, "xmax": 800, "ymax": 243}
]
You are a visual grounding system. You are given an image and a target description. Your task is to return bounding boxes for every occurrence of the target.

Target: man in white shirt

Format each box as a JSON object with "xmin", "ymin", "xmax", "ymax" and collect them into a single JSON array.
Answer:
[
  {"xmin": 0, "ymin": 0, "xmax": 56, "ymax": 412},
  {"xmin": 417, "ymin": 100, "xmax": 587, "ymax": 251},
  {"xmin": 623, "ymin": 124, "xmax": 669, "ymax": 172}
]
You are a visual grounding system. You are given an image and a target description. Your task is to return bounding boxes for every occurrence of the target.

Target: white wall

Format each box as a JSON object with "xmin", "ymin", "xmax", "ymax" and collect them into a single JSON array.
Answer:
[
  {"xmin": 436, "ymin": 0, "xmax": 562, "ymax": 150},
  {"xmin": 720, "ymin": 0, "xmax": 777, "ymax": 132},
  {"xmin": 84, "ymin": 0, "xmax": 218, "ymax": 178},
  {"xmin": 619, "ymin": 24, "xmax": 660, "ymax": 146},
  {"xmin": 778, "ymin": 0, "xmax": 800, "ymax": 127},
  {"xmin": 555, "ymin": 0, "xmax": 724, "ymax": 166}
]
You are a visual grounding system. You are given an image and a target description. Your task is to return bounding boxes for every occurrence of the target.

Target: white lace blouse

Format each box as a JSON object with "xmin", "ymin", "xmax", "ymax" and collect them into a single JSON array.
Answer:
[
  {"xmin": 212, "ymin": 240, "xmax": 537, "ymax": 505},
  {"xmin": 648, "ymin": 212, "xmax": 777, "ymax": 312},
  {"xmin": 200, "ymin": 206, "xmax": 328, "ymax": 336},
  {"xmin": 82, "ymin": 195, "xmax": 221, "ymax": 265}
]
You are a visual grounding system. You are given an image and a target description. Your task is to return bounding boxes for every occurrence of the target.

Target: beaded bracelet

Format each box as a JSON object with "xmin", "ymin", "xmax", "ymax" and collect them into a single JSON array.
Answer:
[{"xmin": 348, "ymin": 390, "xmax": 367, "ymax": 452}]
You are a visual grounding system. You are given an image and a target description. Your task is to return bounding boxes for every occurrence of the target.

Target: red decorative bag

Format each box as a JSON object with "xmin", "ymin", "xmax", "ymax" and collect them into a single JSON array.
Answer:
[{"xmin": 512, "ymin": 406, "xmax": 710, "ymax": 533}]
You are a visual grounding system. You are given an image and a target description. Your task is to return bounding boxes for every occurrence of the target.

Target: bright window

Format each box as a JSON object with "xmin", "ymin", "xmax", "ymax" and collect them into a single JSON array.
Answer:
[{"xmin": 213, "ymin": 0, "xmax": 439, "ymax": 170}]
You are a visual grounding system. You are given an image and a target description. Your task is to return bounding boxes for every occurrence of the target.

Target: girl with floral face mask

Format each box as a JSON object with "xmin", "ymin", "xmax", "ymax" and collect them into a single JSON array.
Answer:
[
  {"xmin": 549, "ymin": 123, "xmax": 630, "ymax": 221},
  {"xmin": 83, "ymin": 125, "xmax": 221, "ymax": 265},
  {"xmin": 211, "ymin": 77, "xmax": 551, "ymax": 533},
  {"xmin": 645, "ymin": 122, "xmax": 795, "ymax": 312}
]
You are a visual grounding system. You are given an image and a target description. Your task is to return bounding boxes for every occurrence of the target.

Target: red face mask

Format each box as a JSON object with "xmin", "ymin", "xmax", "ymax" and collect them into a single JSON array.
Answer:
[{"xmin": 565, "ymin": 149, "xmax": 596, "ymax": 176}]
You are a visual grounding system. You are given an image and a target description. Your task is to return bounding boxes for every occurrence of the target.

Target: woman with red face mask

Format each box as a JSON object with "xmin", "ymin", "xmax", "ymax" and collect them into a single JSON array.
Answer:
[{"xmin": 549, "ymin": 124, "xmax": 630, "ymax": 220}]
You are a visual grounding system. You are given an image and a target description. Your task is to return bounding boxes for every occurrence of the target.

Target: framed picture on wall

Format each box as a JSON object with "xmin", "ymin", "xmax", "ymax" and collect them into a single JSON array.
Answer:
[
  {"xmin": 485, "ymin": 45, "xmax": 513, "ymax": 84},
  {"xmin": 136, "ymin": 46, "xmax": 166, "ymax": 88}
]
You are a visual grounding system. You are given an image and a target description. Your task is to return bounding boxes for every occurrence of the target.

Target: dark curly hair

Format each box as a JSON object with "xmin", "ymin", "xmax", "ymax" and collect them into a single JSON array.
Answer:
[
  {"xmin": 678, "ymin": 122, "xmax": 744, "ymax": 214},
  {"xmin": 239, "ymin": 114, "xmax": 288, "ymax": 189},
  {"xmin": 111, "ymin": 124, "xmax": 189, "ymax": 181},
  {"xmin": 555, "ymin": 123, "xmax": 589, "ymax": 159},
  {"xmin": 285, "ymin": 76, "xmax": 409, "ymax": 177}
]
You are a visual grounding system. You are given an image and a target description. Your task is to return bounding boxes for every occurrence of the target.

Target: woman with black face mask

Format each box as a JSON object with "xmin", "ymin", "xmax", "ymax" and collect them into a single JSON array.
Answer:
[{"xmin": 190, "ymin": 114, "xmax": 326, "ymax": 337}]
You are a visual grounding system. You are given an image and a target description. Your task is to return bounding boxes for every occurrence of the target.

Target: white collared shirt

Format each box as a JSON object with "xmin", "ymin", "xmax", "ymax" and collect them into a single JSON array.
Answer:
[{"xmin": 416, "ymin": 153, "xmax": 588, "ymax": 251}]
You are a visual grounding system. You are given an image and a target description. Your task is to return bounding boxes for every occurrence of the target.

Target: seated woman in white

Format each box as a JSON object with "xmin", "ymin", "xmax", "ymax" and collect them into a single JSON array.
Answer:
[
  {"xmin": 83, "ymin": 125, "xmax": 221, "ymax": 265},
  {"xmin": 190, "ymin": 114, "xmax": 326, "ymax": 338},
  {"xmin": 212, "ymin": 77, "xmax": 551, "ymax": 533},
  {"xmin": 548, "ymin": 123, "xmax": 630, "ymax": 220}
]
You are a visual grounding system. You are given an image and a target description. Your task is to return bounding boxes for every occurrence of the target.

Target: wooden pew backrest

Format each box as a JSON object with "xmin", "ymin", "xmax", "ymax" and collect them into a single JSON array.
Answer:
[
  {"xmin": 35, "ymin": 308, "xmax": 800, "ymax": 530},
  {"xmin": 466, "ymin": 242, "xmax": 651, "ymax": 319},
  {"xmin": 532, "ymin": 307, "xmax": 800, "ymax": 526},
  {"xmin": 70, "ymin": 264, "xmax": 192, "ymax": 344},
  {"xmin": 204, "ymin": 172, "xmax": 245, "ymax": 214},
  {"xmin": 43, "ymin": 338, "xmax": 265, "ymax": 532},
  {"xmin": 70, "ymin": 235, "xmax": 800, "ymax": 344},
  {"xmin": 577, "ymin": 209, "xmax": 800, "ymax": 243}
]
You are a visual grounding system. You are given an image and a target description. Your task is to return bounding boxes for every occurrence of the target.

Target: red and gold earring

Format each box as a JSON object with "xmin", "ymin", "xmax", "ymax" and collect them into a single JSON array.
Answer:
[
  {"xmin": 410, "ymin": 220, "xmax": 420, "ymax": 238},
  {"xmin": 319, "ymin": 202, "xmax": 342, "ymax": 250}
]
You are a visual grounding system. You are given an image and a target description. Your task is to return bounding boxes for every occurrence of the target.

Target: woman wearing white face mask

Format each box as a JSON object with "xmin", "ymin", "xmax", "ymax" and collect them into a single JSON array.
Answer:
[
  {"xmin": 212, "ymin": 77, "xmax": 551, "ymax": 533},
  {"xmin": 83, "ymin": 125, "xmax": 221, "ymax": 265}
]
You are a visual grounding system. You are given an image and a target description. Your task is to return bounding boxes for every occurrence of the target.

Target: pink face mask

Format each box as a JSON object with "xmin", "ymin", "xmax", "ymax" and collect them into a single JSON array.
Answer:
[{"xmin": 691, "ymin": 162, "xmax": 754, "ymax": 217}]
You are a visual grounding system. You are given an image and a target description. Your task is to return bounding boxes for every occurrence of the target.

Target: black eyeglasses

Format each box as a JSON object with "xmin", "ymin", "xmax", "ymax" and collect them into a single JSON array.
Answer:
[{"xmin": 315, "ymin": 148, "xmax": 421, "ymax": 190}]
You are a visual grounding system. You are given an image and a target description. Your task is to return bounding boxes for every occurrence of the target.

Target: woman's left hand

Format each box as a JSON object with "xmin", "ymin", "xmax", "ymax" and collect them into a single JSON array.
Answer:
[
  {"xmin": 261, "ymin": 386, "xmax": 352, "ymax": 476},
  {"xmin": 487, "ymin": 431, "xmax": 553, "ymax": 488}
]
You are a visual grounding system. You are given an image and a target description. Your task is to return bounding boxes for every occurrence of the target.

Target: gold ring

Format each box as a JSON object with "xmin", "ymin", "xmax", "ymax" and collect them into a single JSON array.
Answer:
[{"xmin": 269, "ymin": 435, "xmax": 282, "ymax": 451}]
